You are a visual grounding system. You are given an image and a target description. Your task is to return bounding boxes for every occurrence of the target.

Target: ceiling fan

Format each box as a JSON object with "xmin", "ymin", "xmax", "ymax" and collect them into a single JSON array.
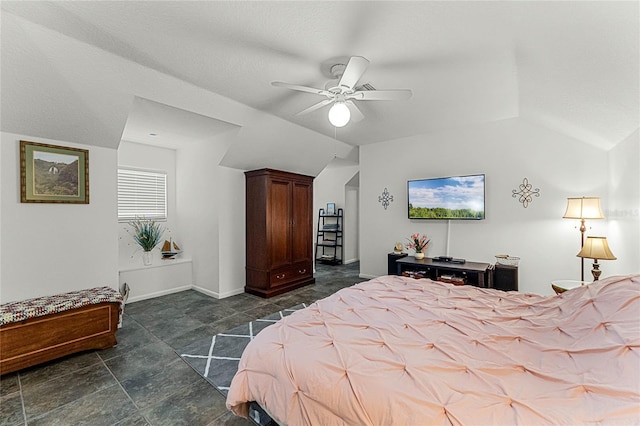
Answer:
[{"xmin": 272, "ymin": 56, "xmax": 412, "ymax": 127}]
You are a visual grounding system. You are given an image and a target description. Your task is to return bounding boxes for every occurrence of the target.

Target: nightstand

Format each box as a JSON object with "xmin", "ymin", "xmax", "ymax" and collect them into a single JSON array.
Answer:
[
  {"xmin": 388, "ymin": 252, "xmax": 408, "ymax": 275},
  {"xmin": 551, "ymin": 280, "xmax": 588, "ymax": 294}
]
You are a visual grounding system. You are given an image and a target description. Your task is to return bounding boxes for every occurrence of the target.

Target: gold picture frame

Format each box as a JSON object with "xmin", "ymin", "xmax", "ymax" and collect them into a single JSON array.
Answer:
[{"xmin": 20, "ymin": 140, "xmax": 89, "ymax": 204}]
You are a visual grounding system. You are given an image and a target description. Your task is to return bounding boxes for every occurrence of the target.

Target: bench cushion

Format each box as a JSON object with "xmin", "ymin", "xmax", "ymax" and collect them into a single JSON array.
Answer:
[{"xmin": 1, "ymin": 286, "xmax": 122, "ymax": 326}]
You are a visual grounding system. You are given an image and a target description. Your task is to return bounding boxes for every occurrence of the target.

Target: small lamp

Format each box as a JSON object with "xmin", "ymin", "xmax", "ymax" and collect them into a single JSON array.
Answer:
[
  {"xmin": 328, "ymin": 102, "xmax": 350, "ymax": 127},
  {"xmin": 576, "ymin": 236, "xmax": 616, "ymax": 281},
  {"xmin": 563, "ymin": 197, "xmax": 605, "ymax": 280}
]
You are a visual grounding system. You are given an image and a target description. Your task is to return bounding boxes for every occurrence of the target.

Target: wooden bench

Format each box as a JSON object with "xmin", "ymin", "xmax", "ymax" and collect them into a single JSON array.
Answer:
[{"xmin": 0, "ymin": 287, "xmax": 122, "ymax": 375}]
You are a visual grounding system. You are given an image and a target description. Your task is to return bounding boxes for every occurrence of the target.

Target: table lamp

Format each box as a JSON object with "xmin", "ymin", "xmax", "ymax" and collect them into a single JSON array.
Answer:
[
  {"xmin": 576, "ymin": 236, "xmax": 616, "ymax": 281},
  {"xmin": 563, "ymin": 197, "xmax": 604, "ymax": 280}
]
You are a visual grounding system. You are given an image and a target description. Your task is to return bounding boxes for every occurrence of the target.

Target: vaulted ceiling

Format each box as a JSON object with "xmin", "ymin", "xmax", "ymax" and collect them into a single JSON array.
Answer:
[{"xmin": 1, "ymin": 1, "xmax": 638, "ymax": 154}]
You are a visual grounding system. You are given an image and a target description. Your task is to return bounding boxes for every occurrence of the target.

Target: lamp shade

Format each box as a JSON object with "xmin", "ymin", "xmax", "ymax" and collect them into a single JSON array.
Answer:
[
  {"xmin": 577, "ymin": 236, "xmax": 617, "ymax": 260},
  {"xmin": 328, "ymin": 102, "xmax": 350, "ymax": 127},
  {"xmin": 563, "ymin": 197, "xmax": 604, "ymax": 219}
]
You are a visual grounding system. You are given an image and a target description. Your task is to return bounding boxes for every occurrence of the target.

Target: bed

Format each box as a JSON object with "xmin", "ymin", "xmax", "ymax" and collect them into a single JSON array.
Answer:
[{"xmin": 226, "ymin": 274, "xmax": 640, "ymax": 425}]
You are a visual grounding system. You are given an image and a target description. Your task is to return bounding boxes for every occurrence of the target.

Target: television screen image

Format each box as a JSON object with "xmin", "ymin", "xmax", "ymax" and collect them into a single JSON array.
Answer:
[{"xmin": 408, "ymin": 174, "xmax": 485, "ymax": 220}]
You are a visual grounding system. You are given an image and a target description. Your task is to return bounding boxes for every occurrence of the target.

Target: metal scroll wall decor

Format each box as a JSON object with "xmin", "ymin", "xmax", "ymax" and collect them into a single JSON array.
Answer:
[
  {"xmin": 512, "ymin": 177, "xmax": 540, "ymax": 208},
  {"xmin": 378, "ymin": 187, "xmax": 394, "ymax": 210}
]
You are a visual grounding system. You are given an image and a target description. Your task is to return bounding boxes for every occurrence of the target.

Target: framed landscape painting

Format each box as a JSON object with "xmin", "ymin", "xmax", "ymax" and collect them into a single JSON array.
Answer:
[{"xmin": 20, "ymin": 140, "xmax": 89, "ymax": 204}]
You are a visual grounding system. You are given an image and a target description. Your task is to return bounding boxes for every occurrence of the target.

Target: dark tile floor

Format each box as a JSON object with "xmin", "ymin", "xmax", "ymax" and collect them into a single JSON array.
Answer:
[{"xmin": 0, "ymin": 262, "xmax": 363, "ymax": 426}]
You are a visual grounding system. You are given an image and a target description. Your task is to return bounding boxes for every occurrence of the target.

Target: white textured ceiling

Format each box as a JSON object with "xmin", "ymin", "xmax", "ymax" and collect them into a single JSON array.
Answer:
[
  {"xmin": 1, "ymin": 1, "xmax": 638, "ymax": 151},
  {"xmin": 122, "ymin": 97, "xmax": 240, "ymax": 149}
]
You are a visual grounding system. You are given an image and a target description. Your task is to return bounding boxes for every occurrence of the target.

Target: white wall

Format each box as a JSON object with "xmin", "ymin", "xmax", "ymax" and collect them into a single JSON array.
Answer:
[
  {"xmin": 0, "ymin": 138, "xmax": 3, "ymax": 297},
  {"xmin": 313, "ymin": 160, "xmax": 360, "ymax": 264},
  {"xmin": 359, "ymin": 118, "xmax": 621, "ymax": 296},
  {"xmin": 217, "ymin": 166, "xmax": 247, "ymax": 298},
  {"xmin": 116, "ymin": 141, "xmax": 195, "ymax": 302},
  {"xmin": 176, "ymin": 129, "xmax": 246, "ymax": 298},
  {"xmin": 345, "ymin": 183, "xmax": 359, "ymax": 263},
  {"xmin": 607, "ymin": 129, "xmax": 640, "ymax": 275},
  {"xmin": 119, "ymin": 259, "xmax": 193, "ymax": 303},
  {"xmin": 1, "ymin": 133, "xmax": 118, "ymax": 303},
  {"xmin": 176, "ymin": 139, "xmax": 220, "ymax": 297},
  {"xmin": 117, "ymin": 141, "xmax": 179, "ymax": 268}
]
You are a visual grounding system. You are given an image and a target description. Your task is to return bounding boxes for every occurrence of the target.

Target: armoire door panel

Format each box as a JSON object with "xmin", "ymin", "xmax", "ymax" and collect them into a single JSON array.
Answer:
[
  {"xmin": 291, "ymin": 181, "xmax": 312, "ymax": 264},
  {"xmin": 269, "ymin": 179, "xmax": 292, "ymax": 268}
]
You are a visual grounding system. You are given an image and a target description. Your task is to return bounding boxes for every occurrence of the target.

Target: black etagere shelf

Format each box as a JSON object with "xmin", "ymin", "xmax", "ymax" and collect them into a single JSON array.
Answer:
[{"xmin": 315, "ymin": 208, "xmax": 343, "ymax": 265}]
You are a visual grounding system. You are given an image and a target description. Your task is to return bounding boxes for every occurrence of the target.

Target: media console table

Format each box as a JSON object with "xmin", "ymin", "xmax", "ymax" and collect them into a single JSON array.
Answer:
[{"xmin": 396, "ymin": 256, "xmax": 491, "ymax": 288}]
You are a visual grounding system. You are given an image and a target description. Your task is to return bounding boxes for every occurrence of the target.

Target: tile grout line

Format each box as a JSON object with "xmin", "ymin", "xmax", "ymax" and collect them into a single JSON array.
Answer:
[
  {"xmin": 99, "ymin": 352, "xmax": 149, "ymax": 424},
  {"xmin": 23, "ymin": 354, "xmax": 129, "ymax": 423},
  {"xmin": 97, "ymin": 323, "xmax": 205, "ymax": 425},
  {"xmin": 16, "ymin": 354, "xmax": 106, "ymax": 424},
  {"xmin": 24, "ymin": 382, "xmax": 124, "ymax": 424},
  {"xmin": 17, "ymin": 373, "xmax": 27, "ymax": 426}
]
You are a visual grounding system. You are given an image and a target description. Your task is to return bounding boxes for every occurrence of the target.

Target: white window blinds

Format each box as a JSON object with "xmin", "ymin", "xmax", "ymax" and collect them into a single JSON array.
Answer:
[{"xmin": 118, "ymin": 168, "xmax": 167, "ymax": 221}]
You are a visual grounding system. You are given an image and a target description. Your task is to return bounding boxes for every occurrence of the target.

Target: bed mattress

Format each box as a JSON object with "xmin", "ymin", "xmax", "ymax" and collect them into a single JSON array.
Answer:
[{"xmin": 227, "ymin": 274, "xmax": 640, "ymax": 425}]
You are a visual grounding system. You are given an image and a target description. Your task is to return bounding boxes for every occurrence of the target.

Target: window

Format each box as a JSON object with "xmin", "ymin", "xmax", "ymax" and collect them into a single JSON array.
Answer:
[{"xmin": 118, "ymin": 168, "xmax": 167, "ymax": 222}]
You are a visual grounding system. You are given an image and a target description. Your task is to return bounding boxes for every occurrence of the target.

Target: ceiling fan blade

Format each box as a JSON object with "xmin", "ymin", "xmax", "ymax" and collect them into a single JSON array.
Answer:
[
  {"xmin": 346, "ymin": 100, "xmax": 364, "ymax": 122},
  {"xmin": 347, "ymin": 89, "xmax": 412, "ymax": 101},
  {"xmin": 338, "ymin": 56, "xmax": 370, "ymax": 90},
  {"xmin": 272, "ymin": 81, "xmax": 331, "ymax": 97},
  {"xmin": 296, "ymin": 99, "xmax": 334, "ymax": 116}
]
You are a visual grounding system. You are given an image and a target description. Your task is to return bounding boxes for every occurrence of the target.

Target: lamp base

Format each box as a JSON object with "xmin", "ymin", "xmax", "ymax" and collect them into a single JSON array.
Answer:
[{"xmin": 591, "ymin": 260, "xmax": 602, "ymax": 281}]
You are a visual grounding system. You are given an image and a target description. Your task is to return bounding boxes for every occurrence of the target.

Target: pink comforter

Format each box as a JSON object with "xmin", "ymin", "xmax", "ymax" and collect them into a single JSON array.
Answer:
[{"xmin": 227, "ymin": 274, "xmax": 640, "ymax": 425}]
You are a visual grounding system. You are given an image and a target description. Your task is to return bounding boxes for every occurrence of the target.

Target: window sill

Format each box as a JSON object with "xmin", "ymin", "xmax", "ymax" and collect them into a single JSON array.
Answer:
[{"xmin": 118, "ymin": 257, "xmax": 192, "ymax": 273}]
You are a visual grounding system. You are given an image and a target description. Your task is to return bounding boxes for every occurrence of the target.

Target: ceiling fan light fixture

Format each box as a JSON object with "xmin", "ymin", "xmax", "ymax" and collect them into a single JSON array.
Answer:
[{"xmin": 328, "ymin": 102, "xmax": 350, "ymax": 127}]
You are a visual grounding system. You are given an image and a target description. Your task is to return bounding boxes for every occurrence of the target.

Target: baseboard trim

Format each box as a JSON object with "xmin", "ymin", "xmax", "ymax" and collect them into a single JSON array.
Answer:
[
  {"xmin": 125, "ymin": 284, "xmax": 246, "ymax": 303},
  {"xmin": 126, "ymin": 285, "xmax": 193, "ymax": 304},
  {"xmin": 192, "ymin": 286, "xmax": 245, "ymax": 300},
  {"xmin": 192, "ymin": 286, "xmax": 218, "ymax": 299},
  {"xmin": 344, "ymin": 258, "xmax": 359, "ymax": 265}
]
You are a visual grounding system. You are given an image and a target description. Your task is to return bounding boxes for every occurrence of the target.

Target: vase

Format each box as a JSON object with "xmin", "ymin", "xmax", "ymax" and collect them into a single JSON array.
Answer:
[
  {"xmin": 143, "ymin": 251, "xmax": 153, "ymax": 266},
  {"xmin": 414, "ymin": 252, "xmax": 425, "ymax": 260}
]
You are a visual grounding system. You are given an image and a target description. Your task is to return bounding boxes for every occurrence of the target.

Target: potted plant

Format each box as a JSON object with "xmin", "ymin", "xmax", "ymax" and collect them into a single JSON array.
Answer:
[
  {"xmin": 406, "ymin": 233, "xmax": 430, "ymax": 260},
  {"xmin": 129, "ymin": 217, "xmax": 164, "ymax": 265}
]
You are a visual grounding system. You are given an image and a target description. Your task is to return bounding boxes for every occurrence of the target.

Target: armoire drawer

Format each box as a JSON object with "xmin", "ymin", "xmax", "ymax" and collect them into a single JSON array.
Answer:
[{"xmin": 270, "ymin": 263, "xmax": 312, "ymax": 287}]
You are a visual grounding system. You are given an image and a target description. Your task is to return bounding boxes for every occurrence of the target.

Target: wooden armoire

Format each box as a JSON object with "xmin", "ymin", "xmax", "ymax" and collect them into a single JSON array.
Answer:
[{"xmin": 245, "ymin": 169, "xmax": 315, "ymax": 297}]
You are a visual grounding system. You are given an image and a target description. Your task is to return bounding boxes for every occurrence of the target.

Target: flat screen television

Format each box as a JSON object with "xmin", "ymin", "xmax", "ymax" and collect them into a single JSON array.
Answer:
[{"xmin": 408, "ymin": 174, "xmax": 485, "ymax": 220}]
